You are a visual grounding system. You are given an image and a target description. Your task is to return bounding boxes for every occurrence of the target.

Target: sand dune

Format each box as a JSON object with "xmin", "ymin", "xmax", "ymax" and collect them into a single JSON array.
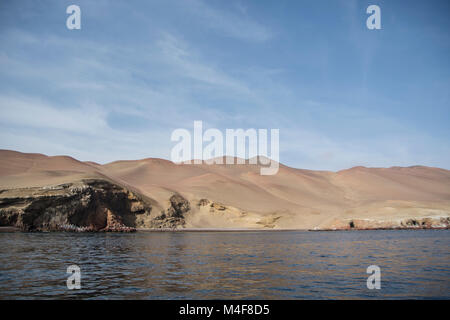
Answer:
[{"xmin": 0, "ymin": 149, "xmax": 449, "ymax": 230}]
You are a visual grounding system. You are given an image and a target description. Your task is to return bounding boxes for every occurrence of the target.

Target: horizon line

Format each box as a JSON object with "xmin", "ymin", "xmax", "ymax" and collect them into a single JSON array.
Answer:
[{"xmin": 0, "ymin": 148, "xmax": 447, "ymax": 173}]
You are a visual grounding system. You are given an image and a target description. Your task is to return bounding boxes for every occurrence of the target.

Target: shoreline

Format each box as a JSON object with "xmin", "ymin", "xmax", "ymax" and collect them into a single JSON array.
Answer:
[
  {"xmin": 139, "ymin": 227, "xmax": 450, "ymax": 232},
  {"xmin": 0, "ymin": 227, "xmax": 21, "ymax": 232},
  {"xmin": 138, "ymin": 228, "xmax": 308, "ymax": 232},
  {"xmin": 1, "ymin": 226, "xmax": 449, "ymax": 233}
]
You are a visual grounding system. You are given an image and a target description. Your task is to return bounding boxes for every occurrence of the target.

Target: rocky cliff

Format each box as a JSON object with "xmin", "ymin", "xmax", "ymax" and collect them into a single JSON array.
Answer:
[{"xmin": 0, "ymin": 179, "xmax": 190, "ymax": 232}]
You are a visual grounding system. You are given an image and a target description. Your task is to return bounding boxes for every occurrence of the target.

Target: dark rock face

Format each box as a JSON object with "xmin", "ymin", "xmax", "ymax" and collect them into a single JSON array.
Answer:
[
  {"xmin": 0, "ymin": 180, "xmax": 152, "ymax": 232},
  {"xmin": 167, "ymin": 194, "xmax": 190, "ymax": 218},
  {"xmin": 150, "ymin": 194, "xmax": 191, "ymax": 229}
]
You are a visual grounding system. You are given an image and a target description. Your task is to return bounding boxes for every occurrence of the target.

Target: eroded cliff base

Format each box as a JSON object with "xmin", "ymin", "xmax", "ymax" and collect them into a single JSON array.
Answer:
[{"xmin": 0, "ymin": 179, "xmax": 154, "ymax": 232}]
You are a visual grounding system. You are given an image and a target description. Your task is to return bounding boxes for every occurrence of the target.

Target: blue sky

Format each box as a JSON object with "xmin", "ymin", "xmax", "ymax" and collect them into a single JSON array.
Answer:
[{"xmin": 0, "ymin": 0, "xmax": 449, "ymax": 170}]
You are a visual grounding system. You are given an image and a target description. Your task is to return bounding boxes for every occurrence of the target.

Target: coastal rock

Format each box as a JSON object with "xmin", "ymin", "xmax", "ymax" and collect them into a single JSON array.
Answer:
[
  {"xmin": 149, "ymin": 194, "xmax": 190, "ymax": 229},
  {"xmin": 210, "ymin": 202, "xmax": 226, "ymax": 211},
  {"xmin": 167, "ymin": 194, "xmax": 190, "ymax": 217},
  {"xmin": 0, "ymin": 179, "xmax": 152, "ymax": 232},
  {"xmin": 197, "ymin": 199, "xmax": 210, "ymax": 207},
  {"xmin": 316, "ymin": 216, "xmax": 450, "ymax": 231}
]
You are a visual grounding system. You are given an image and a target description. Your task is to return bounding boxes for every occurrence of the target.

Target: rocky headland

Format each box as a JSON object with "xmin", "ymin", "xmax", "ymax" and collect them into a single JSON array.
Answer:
[{"xmin": 0, "ymin": 179, "xmax": 195, "ymax": 232}]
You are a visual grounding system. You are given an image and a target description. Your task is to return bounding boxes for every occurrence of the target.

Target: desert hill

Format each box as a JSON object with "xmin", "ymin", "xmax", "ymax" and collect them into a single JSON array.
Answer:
[{"xmin": 0, "ymin": 149, "xmax": 449, "ymax": 231}]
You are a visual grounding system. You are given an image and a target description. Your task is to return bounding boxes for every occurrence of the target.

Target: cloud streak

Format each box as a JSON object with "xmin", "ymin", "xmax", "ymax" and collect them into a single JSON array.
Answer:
[{"xmin": 182, "ymin": 0, "xmax": 272, "ymax": 42}]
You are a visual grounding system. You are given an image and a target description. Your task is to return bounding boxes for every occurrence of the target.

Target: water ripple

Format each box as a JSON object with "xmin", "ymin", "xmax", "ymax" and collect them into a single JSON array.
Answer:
[{"xmin": 0, "ymin": 230, "xmax": 449, "ymax": 299}]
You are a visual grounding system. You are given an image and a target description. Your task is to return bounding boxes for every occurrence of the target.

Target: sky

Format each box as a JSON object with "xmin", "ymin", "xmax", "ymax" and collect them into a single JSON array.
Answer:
[{"xmin": 0, "ymin": 0, "xmax": 449, "ymax": 170}]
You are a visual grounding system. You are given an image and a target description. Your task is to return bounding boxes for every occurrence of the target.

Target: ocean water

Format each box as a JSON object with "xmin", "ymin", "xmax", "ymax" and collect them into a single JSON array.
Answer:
[{"xmin": 0, "ymin": 230, "xmax": 448, "ymax": 299}]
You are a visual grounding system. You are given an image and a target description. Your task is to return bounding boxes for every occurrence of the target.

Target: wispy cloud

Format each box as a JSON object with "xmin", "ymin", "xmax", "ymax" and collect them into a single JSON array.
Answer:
[
  {"xmin": 182, "ymin": 0, "xmax": 272, "ymax": 42},
  {"xmin": 156, "ymin": 32, "xmax": 252, "ymax": 94}
]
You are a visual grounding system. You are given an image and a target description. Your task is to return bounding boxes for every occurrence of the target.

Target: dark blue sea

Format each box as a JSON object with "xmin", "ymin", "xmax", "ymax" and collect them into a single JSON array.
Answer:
[{"xmin": 0, "ymin": 230, "xmax": 448, "ymax": 299}]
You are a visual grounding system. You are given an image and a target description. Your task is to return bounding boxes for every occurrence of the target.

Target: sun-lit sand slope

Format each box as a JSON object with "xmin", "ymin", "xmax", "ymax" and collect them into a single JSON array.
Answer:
[{"xmin": 1, "ymin": 150, "xmax": 449, "ymax": 230}]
